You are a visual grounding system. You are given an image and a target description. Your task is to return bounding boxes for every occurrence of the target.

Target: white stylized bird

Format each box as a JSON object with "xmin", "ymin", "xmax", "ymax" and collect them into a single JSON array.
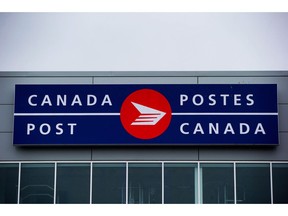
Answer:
[{"xmin": 131, "ymin": 102, "xmax": 166, "ymax": 126}]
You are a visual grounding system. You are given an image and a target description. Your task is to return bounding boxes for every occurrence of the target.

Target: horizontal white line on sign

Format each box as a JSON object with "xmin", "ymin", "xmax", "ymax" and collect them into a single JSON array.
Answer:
[
  {"xmin": 14, "ymin": 113, "xmax": 120, "ymax": 116},
  {"xmin": 14, "ymin": 112, "xmax": 278, "ymax": 116},
  {"xmin": 172, "ymin": 113, "xmax": 278, "ymax": 116}
]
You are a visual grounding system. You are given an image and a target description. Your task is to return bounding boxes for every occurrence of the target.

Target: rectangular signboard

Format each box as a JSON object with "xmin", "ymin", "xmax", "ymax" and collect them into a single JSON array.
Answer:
[{"xmin": 13, "ymin": 84, "xmax": 278, "ymax": 146}]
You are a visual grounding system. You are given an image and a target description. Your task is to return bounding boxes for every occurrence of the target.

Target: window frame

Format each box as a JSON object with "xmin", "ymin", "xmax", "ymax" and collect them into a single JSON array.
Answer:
[{"xmin": 0, "ymin": 160, "xmax": 287, "ymax": 204}]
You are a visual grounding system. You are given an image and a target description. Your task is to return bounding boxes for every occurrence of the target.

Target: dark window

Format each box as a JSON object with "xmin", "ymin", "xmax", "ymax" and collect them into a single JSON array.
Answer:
[
  {"xmin": 92, "ymin": 163, "xmax": 126, "ymax": 204},
  {"xmin": 164, "ymin": 163, "xmax": 197, "ymax": 204},
  {"xmin": 20, "ymin": 163, "xmax": 54, "ymax": 204},
  {"xmin": 0, "ymin": 163, "xmax": 19, "ymax": 203},
  {"xmin": 201, "ymin": 163, "xmax": 234, "ymax": 204},
  {"xmin": 128, "ymin": 163, "xmax": 162, "ymax": 204},
  {"xmin": 236, "ymin": 163, "xmax": 271, "ymax": 204},
  {"xmin": 272, "ymin": 163, "xmax": 288, "ymax": 203},
  {"xmin": 56, "ymin": 163, "xmax": 90, "ymax": 204}
]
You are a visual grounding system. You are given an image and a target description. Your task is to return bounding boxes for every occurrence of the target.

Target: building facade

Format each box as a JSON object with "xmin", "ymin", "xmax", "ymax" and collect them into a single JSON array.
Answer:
[{"xmin": 0, "ymin": 71, "xmax": 288, "ymax": 204}]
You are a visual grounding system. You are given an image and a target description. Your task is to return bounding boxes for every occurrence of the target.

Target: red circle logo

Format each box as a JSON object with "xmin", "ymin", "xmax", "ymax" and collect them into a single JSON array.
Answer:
[{"xmin": 120, "ymin": 89, "xmax": 172, "ymax": 140}]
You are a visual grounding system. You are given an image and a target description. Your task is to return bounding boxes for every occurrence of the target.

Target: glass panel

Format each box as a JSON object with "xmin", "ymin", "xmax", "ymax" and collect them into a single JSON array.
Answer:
[
  {"xmin": 0, "ymin": 163, "xmax": 19, "ymax": 204},
  {"xmin": 201, "ymin": 163, "xmax": 234, "ymax": 204},
  {"xmin": 128, "ymin": 163, "xmax": 162, "ymax": 204},
  {"xmin": 164, "ymin": 163, "xmax": 197, "ymax": 204},
  {"xmin": 236, "ymin": 163, "xmax": 271, "ymax": 204},
  {"xmin": 20, "ymin": 163, "xmax": 54, "ymax": 204},
  {"xmin": 272, "ymin": 163, "xmax": 288, "ymax": 203},
  {"xmin": 56, "ymin": 163, "xmax": 90, "ymax": 204},
  {"xmin": 92, "ymin": 163, "xmax": 126, "ymax": 204}
]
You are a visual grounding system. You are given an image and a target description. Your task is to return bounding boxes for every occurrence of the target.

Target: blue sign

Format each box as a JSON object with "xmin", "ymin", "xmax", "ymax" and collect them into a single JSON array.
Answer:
[{"xmin": 13, "ymin": 84, "xmax": 279, "ymax": 146}]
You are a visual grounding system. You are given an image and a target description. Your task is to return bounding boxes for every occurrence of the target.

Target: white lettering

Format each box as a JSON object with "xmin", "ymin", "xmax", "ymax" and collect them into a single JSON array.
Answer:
[
  {"xmin": 208, "ymin": 94, "xmax": 216, "ymax": 106},
  {"xmin": 177, "ymin": 93, "xmax": 256, "ymax": 107},
  {"xmin": 68, "ymin": 123, "xmax": 77, "ymax": 135},
  {"xmin": 180, "ymin": 94, "xmax": 188, "ymax": 106},
  {"xmin": 224, "ymin": 123, "xmax": 235, "ymax": 134},
  {"xmin": 56, "ymin": 123, "xmax": 64, "ymax": 135},
  {"xmin": 27, "ymin": 123, "xmax": 35, "ymax": 135},
  {"xmin": 220, "ymin": 94, "xmax": 229, "ymax": 106},
  {"xmin": 40, "ymin": 123, "xmax": 51, "ymax": 135},
  {"xmin": 255, "ymin": 123, "xmax": 266, "ymax": 134},
  {"xmin": 209, "ymin": 123, "xmax": 219, "ymax": 134},
  {"xmin": 192, "ymin": 94, "xmax": 204, "ymax": 106},
  {"xmin": 41, "ymin": 95, "xmax": 52, "ymax": 106},
  {"xmin": 27, "ymin": 94, "xmax": 114, "ymax": 106},
  {"xmin": 180, "ymin": 123, "xmax": 189, "ymax": 134},
  {"xmin": 193, "ymin": 123, "xmax": 204, "ymax": 134},
  {"xmin": 57, "ymin": 95, "xmax": 67, "ymax": 106},
  {"xmin": 28, "ymin": 95, "xmax": 37, "ymax": 106},
  {"xmin": 71, "ymin": 95, "xmax": 82, "ymax": 106},
  {"xmin": 101, "ymin": 95, "xmax": 112, "ymax": 106},
  {"xmin": 246, "ymin": 94, "xmax": 254, "ymax": 106},
  {"xmin": 240, "ymin": 123, "xmax": 250, "ymax": 134},
  {"xmin": 26, "ymin": 123, "xmax": 77, "ymax": 135},
  {"xmin": 87, "ymin": 95, "xmax": 97, "ymax": 106},
  {"xmin": 234, "ymin": 94, "xmax": 241, "ymax": 106},
  {"xmin": 180, "ymin": 122, "xmax": 266, "ymax": 136}
]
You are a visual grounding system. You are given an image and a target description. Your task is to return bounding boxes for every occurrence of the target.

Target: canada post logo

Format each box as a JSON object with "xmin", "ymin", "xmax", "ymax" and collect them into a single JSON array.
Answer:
[
  {"xmin": 13, "ymin": 84, "xmax": 279, "ymax": 146},
  {"xmin": 120, "ymin": 89, "xmax": 172, "ymax": 139}
]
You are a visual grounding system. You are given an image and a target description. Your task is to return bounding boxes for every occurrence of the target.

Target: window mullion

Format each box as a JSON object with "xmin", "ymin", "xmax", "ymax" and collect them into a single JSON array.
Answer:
[{"xmin": 17, "ymin": 162, "xmax": 21, "ymax": 204}]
